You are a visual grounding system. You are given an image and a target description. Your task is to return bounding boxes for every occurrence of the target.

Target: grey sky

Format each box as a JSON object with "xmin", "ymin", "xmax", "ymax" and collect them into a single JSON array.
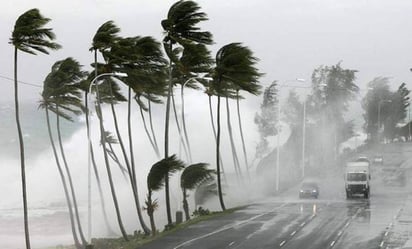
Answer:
[{"xmin": 1, "ymin": 0, "xmax": 412, "ymax": 104}]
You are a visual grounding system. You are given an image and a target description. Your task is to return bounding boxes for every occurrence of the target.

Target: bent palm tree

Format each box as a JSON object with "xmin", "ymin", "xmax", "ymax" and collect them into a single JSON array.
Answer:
[
  {"xmin": 211, "ymin": 43, "xmax": 262, "ymax": 211},
  {"xmin": 146, "ymin": 155, "xmax": 185, "ymax": 236},
  {"xmin": 40, "ymin": 57, "xmax": 87, "ymax": 248},
  {"xmin": 162, "ymin": 0, "xmax": 213, "ymax": 224},
  {"xmin": 104, "ymin": 35, "xmax": 167, "ymax": 234},
  {"xmin": 90, "ymin": 21, "xmax": 129, "ymax": 240},
  {"xmin": 10, "ymin": 8, "xmax": 61, "ymax": 249},
  {"xmin": 180, "ymin": 163, "xmax": 215, "ymax": 220}
]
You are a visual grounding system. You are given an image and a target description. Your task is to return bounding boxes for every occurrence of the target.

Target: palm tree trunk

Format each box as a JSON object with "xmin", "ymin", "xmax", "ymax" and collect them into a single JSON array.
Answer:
[
  {"xmin": 45, "ymin": 107, "xmax": 82, "ymax": 249},
  {"xmin": 182, "ymin": 189, "xmax": 190, "ymax": 221},
  {"xmin": 128, "ymin": 87, "xmax": 151, "ymax": 235},
  {"xmin": 147, "ymin": 192, "xmax": 157, "ymax": 236},
  {"xmin": 216, "ymin": 95, "xmax": 226, "ymax": 211},
  {"xmin": 180, "ymin": 85, "xmax": 193, "ymax": 162},
  {"xmin": 172, "ymin": 92, "xmax": 190, "ymax": 161},
  {"xmin": 95, "ymin": 75, "xmax": 129, "ymax": 241},
  {"xmin": 164, "ymin": 48, "xmax": 173, "ymax": 224},
  {"xmin": 137, "ymin": 96, "xmax": 160, "ymax": 158},
  {"xmin": 55, "ymin": 105, "xmax": 87, "ymax": 245},
  {"xmin": 208, "ymin": 95, "xmax": 226, "ymax": 183},
  {"xmin": 225, "ymin": 97, "xmax": 242, "ymax": 181},
  {"xmin": 84, "ymin": 93, "xmax": 115, "ymax": 235},
  {"xmin": 14, "ymin": 47, "xmax": 31, "ymax": 249},
  {"xmin": 236, "ymin": 92, "xmax": 251, "ymax": 180},
  {"xmin": 148, "ymin": 98, "xmax": 160, "ymax": 156}
]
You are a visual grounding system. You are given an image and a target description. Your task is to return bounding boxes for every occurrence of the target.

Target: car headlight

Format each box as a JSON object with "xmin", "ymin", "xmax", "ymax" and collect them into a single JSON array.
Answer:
[{"xmin": 312, "ymin": 190, "xmax": 317, "ymax": 193}]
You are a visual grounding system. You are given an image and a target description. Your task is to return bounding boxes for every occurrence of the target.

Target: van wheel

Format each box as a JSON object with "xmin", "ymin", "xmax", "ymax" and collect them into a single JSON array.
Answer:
[{"xmin": 364, "ymin": 191, "xmax": 369, "ymax": 199}]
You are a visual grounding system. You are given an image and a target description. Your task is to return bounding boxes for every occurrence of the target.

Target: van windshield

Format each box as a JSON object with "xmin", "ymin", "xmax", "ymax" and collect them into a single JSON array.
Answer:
[{"xmin": 347, "ymin": 173, "xmax": 367, "ymax": 181}]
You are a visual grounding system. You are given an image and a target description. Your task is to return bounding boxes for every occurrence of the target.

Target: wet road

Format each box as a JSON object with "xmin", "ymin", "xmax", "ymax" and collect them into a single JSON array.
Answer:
[{"xmin": 140, "ymin": 144, "xmax": 412, "ymax": 249}]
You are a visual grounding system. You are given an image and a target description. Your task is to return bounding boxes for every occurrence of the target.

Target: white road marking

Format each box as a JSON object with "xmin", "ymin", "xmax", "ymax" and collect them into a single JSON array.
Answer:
[
  {"xmin": 280, "ymin": 241, "xmax": 286, "ymax": 247},
  {"xmin": 384, "ymin": 231, "xmax": 389, "ymax": 237},
  {"xmin": 172, "ymin": 203, "xmax": 290, "ymax": 249},
  {"xmin": 330, "ymin": 240, "xmax": 336, "ymax": 247},
  {"xmin": 379, "ymin": 241, "xmax": 384, "ymax": 247},
  {"xmin": 300, "ymin": 222, "xmax": 306, "ymax": 227},
  {"xmin": 290, "ymin": 230, "xmax": 297, "ymax": 236},
  {"xmin": 228, "ymin": 241, "xmax": 235, "ymax": 246},
  {"xmin": 337, "ymin": 231, "xmax": 342, "ymax": 237}
]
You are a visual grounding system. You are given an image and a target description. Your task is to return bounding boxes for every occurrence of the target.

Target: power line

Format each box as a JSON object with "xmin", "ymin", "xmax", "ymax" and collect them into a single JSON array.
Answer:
[{"xmin": 0, "ymin": 74, "xmax": 42, "ymax": 88}]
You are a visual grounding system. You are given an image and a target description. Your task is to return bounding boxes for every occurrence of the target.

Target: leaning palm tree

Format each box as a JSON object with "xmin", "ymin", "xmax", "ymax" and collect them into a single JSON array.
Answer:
[
  {"xmin": 104, "ymin": 35, "xmax": 167, "ymax": 234},
  {"xmin": 40, "ymin": 58, "xmax": 87, "ymax": 249},
  {"xmin": 90, "ymin": 21, "xmax": 129, "ymax": 240},
  {"xmin": 10, "ymin": 8, "xmax": 61, "ymax": 249},
  {"xmin": 211, "ymin": 43, "xmax": 262, "ymax": 211},
  {"xmin": 145, "ymin": 155, "xmax": 185, "ymax": 236},
  {"xmin": 180, "ymin": 163, "xmax": 215, "ymax": 221},
  {"xmin": 47, "ymin": 58, "xmax": 88, "ymax": 246},
  {"xmin": 162, "ymin": 0, "xmax": 213, "ymax": 224}
]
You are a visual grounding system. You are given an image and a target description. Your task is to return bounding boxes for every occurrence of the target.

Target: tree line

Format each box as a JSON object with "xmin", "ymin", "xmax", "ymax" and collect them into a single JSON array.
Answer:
[{"xmin": 255, "ymin": 63, "xmax": 410, "ymax": 188}]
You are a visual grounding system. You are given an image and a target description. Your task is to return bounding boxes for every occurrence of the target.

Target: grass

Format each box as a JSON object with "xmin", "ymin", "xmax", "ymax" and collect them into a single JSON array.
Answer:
[{"xmin": 53, "ymin": 207, "xmax": 241, "ymax": 249}]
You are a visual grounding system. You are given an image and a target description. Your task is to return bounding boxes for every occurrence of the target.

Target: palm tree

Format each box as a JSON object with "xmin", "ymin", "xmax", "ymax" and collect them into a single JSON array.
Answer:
[
  {"xmin": 46, "ymin": 58, "xmax": 88, "ymax": 245},
  {"xmin": 211, "ymin": 43, "xmax": 262, "ymax": 211},
  {"xmin": 180, "ymin": 163, "xmax": 215, "ymax": 220},
  {"xmin": 40, "ymin": 58, "xmax": 86, "ymax": 249},
  {"xmin": 162, "ymin": 0, "xmax": 213, "ymax": 224},
  {"xmin": 175, "ymin": 43, "xmax": 214, "ymax": 163},
  {"xmin": 90, "ymin": 21, "xmax": 129, "ymax": 240},
  {"xmin": 10, "ymin": 9, "xmax": 61, "ymax": 249},
  {"xmin": 105, "ymin": 35, "xmax": 167, "ymax": 234},
  {"xmin": 145, "ymin": 155, "xmax": 185, "ymax": 236}
]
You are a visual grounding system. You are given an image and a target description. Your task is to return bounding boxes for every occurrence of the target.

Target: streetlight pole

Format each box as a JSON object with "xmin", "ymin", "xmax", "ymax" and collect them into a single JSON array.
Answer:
[
  {"xmin": 377, "ymin": 99, "xmax": 392, "ymax": 143},
  {"xmin": 86, "ymin": 71, "xmax": 127, "ymax": 242},
  {"xmin": 302, "ymin": 97, "xmax": 306, "ymax": 179}
]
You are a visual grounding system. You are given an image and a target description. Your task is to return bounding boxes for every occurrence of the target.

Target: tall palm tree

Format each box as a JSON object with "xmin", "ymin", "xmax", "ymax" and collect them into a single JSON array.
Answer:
[
  {"xmin": 162, "ymin": 0, "xmax": 213, "ymax": 224},
  {"xmin": 211, "ymin": 43, "xmax": 262, "ymax": 211},
  {"xmin": 146, "ymin": 155, "xmax": 185, "ymax": 236},
  {"xmin": 105, "ymin": 35, "xmax": 167, "ymax": 234},
  {"xmin": 40, "ymin": 58, "xmax": 87, "ymax": 248},
  {"xmin": 90, "ymin": 21, "xmax": 129, "ymax": 240},
  {"xmin": 180, "ymin": 163, "xmax": 215, "ymax": 221},
  {"xmin": 10, "ymin": 9, "xmax": 61, "ymax": 249},
  {"xmin": 47, "ymin": 58, "xmax": 88, "ymax": 245}
]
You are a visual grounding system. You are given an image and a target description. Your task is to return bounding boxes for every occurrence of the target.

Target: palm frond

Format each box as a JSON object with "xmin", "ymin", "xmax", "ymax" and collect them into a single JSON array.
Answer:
[
  {"xmin": 91, "ymin": 20, "xmax": 120, "ymax": 52},
  {"xmin": 147, "ymin": 154, "xmax": 185, "ymax": 192},
  {"xmin": 11, "ymin": 8, "xmax": 61, "ymax": 54},
  {"xmin": 180, "ymin": 163, "xmax": 215, "ymax": 190}
]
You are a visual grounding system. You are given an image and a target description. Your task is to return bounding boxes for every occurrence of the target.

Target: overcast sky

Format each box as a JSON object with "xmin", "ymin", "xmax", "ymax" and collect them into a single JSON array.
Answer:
[{"xmin": 1, "ymin": 0, "xmax": 412, "ymax": 104}]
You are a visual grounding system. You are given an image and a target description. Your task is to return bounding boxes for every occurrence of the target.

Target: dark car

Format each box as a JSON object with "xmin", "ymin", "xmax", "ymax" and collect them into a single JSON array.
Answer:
[{"xmin": 299, "ymin": 182, "xmax": 319, "ymax": 198}]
